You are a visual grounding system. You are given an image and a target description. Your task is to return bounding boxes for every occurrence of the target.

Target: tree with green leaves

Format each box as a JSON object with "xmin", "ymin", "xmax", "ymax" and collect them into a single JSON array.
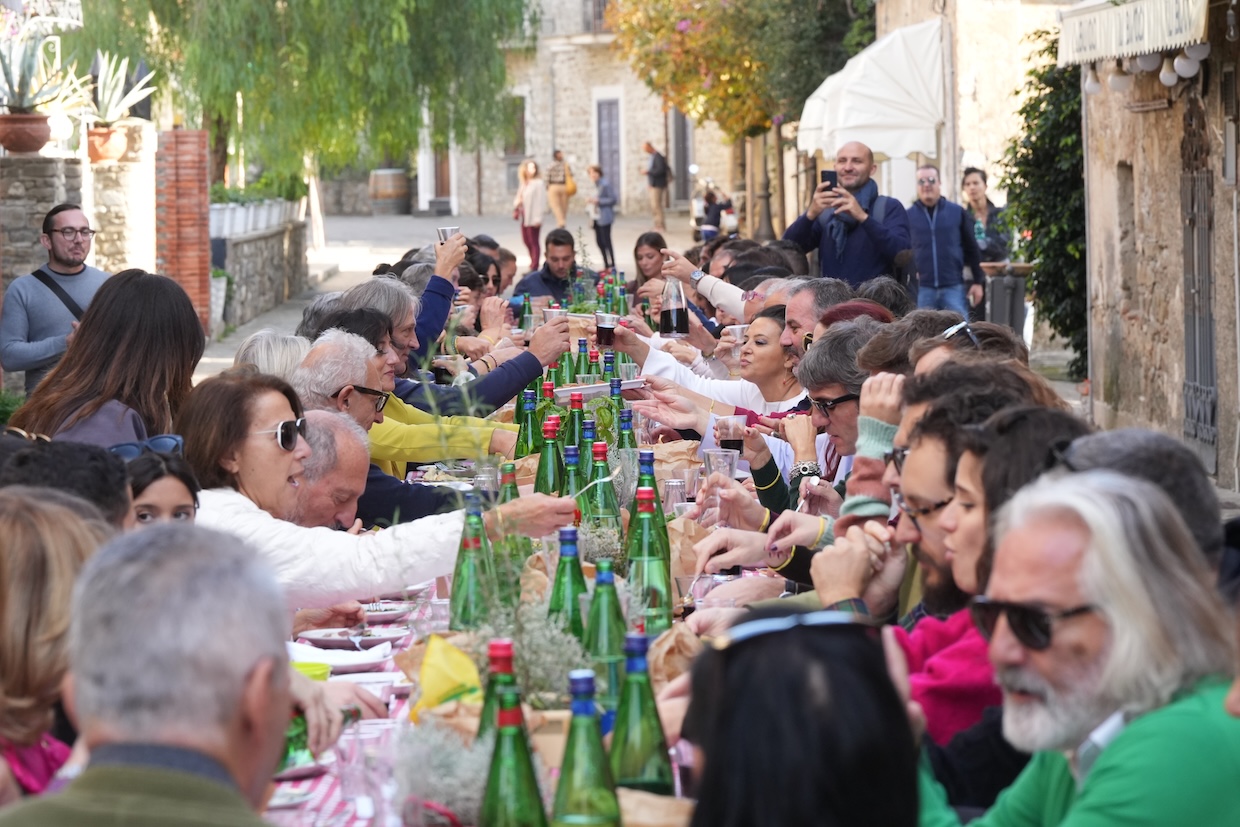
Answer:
[
  {"xmin": 69, "ymin": 0, "xmax": 532, "ymax": 181},
  {"xmin": 1000, "ymin": 31, "xmax": 1087, "ymax": 377}
]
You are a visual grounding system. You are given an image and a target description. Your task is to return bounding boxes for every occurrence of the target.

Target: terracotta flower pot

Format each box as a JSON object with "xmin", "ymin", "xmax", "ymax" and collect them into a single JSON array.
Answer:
[
  {"xmin": 0, "ymin": 114, "xmax": 52, "ymax": 154},
  {"xmin": 87, "ymin": 127, "xmax": 128, "ymax": 162}
]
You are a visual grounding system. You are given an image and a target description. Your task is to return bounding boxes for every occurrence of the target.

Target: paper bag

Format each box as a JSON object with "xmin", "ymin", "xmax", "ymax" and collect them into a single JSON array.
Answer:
[
  {"xmin": 648, "ymin": 623, "xmax": 702, "ymax": 696},
  {"xmin": 617, "ymin": 788, "xmax": 695, "ymax": 827},
  {"xmin": 520, "ymin": 551, "xmax": 553, "ymax": 604},
  {"xmin": 491, "ymin": 403, "xmax": 516, "ymax": 425},
  {"xmin": 528, "ymin": 709, "xmax": 572, "ymax": 771},
  {"xmin": 395, "ymin": 630, "xmax": 477, "ymax": 689},
  {"xmin": 422, "ymin": 699, "xmax": 548, "ymax": 748},
  {"xmin": 409, "ymin": 635, "xmax": 484, "ymax": 722},
  {"xmin": 513, "ymin": 453, "xmax": 540, "ymax": 488},
  {"xmin": 650, "ymin": 440, "xmax": 701, "ymax": 478},
  {"xmin": 666, "ymin": 516, "xmax": 709, "ymax": 582}
]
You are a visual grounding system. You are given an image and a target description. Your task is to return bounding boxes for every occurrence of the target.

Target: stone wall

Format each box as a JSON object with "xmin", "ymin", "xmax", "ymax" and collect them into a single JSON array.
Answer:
[
  {"xmin": 221, "ymin": 222, "xmax": 309, "ymax": 328},
  {"xmin": 318, "ymin": 177, "xmax": 373, "ymax": 216},
  {"xmin": 0, "ymin": 156, "xmax": 84, "ymax": 292},
  {"xmin": 92, "ymin": 122, "xmax": 157, "ymax": 274}
]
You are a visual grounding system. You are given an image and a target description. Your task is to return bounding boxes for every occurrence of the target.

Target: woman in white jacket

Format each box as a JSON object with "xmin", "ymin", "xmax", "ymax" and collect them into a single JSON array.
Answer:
[{"xmin": 179, "ymin": 370, "xmax": 576, "ymax": 611}]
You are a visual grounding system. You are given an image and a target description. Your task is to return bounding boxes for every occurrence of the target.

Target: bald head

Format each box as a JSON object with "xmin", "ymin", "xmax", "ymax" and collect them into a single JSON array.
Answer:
[
  {"xmin": 836, "ymin": 142, "xmax": 877, "ymax": 191},
  {"xmin": 292, "ymin": 410, "xmax": 370, "ymax": 530}
]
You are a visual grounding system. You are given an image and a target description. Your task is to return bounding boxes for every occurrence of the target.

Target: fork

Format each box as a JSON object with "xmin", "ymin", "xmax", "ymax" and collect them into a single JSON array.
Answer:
[{"xmin": 346, "ymin": 621, "xmax": 368, "ymax": 651}]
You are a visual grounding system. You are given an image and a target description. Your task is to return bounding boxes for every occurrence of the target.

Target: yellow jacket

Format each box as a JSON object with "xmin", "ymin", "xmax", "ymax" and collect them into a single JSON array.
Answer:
[{"xmin": 369, "ymin": 395, "xmax": 519, "ymax": 478}]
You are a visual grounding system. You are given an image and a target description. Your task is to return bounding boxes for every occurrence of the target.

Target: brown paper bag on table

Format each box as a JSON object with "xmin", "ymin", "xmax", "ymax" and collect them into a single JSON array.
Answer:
[
  {"xmin": 421, "ymin": 700, "xmax": 549, "ymax": 749},
  {"xmin": 649, "ymin": 440, "xmax": 701, "ymax": 479},
  {"xmin": 513, "ymin": 453, "xmax": 540, "ymax": 488},
  {"xmin": 568, "ymin": 314, "xmax": 593, "ymax": 347},
  {"xmin": 666, "ymin": 516, "xmax": 709, "ymax": 582},
  {"xmin": 490, "ymin": 403, "xmax": 516, "ymax": 425},
  {"xmin": 647, "ymin": 623, "xmax": 703, "ymax": 696},
  {"xmin": 617, "ymin": 788, "xmax": 695, "ymax": 827},
  {"xmin": 528, "ymin": 708, "xmax": 572, "ymax": 771}
]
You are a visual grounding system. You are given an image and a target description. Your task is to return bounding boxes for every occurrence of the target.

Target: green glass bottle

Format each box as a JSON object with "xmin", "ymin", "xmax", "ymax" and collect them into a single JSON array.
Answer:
[
  {"xmin": 608, "ymin": 379, "xmax": 625, "ymax": 426},
  {"xmin": 547, "ymin": 526, "xmax": 589, "ymax": 640},
  {"xmin": 641, "ymin": 298, "xmax": 655, "ymax": 331},
  {"xmin": 602, "ymin": 351, "xmax": 616, "ymax": 382},
  {"xmin": 477, "ymin": 638, "xmax": 518, "ymax": 741},
  {"xmin": 625, "ymin": 486, "xmax": 672, "ymax": 637},
  {"xmin": 480, "ymin": 685, "xmax": 548, "ymax": 827},
  {"xmin": 515, "ymin": 390, "xmax": 539, "ymax": 460},
  {"xmin": 521, "ymin": 293, "xmax": 534, "ymax": 328},
  {"xmin": 561, "ymin": 445, "xmax": 586, "ymax": 519},
  {"xmin": 588, "ymin": 348, "xmax": 601, "ymax": 379},
  {"xmin": 616, "ymin": 288, "xmax": 629, "ymax": 318},
  {"xmin": 580, "ymin": 420, "xmax": 598, "ymax": 487},
  {"xmin": 534, "ymin": 420, "xmax": 564, "ymax": 496},
  {"xmin": 617, "ymin": 410, "xmax": 638, "ymax": 451},
  {"xmin": 609, "ymin": 633, "xmax": 674, "ymax": 794},
  {"xmin": 450, "ymin": 493, "xmax": 497, "ymax": 631},
  {"xmin": 572, "ymin": 338, "xmax": 589, "ymax": 379},
  {"xmin": 581, "ymin": 442, "xmax": 622, "ymax": 538},
  {"xmin": 498, "ymin": 463, "xmax": 531, "ymax": 605},
  {"xmin": 551, "ymin": 671, "xmax": 621, "ymax": 827},
  {"xmin": 584, "ymin": 560, "xmax": 626, "ymax": 734},
  {"xmin": 564, "ymin": 392, "xmax": 585, "ymax": 451},
  {"xmin": 637, "ymin": 449, "xmax": 667, "ymax": 539},
  {"xmin": 558, "ymin": 345, "xmax": 577, "ymax": 386}
]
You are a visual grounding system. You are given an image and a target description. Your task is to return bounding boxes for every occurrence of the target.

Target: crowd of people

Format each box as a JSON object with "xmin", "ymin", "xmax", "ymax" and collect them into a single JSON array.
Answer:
[{"xmin": 0, "ymin": 134, "xmax": 1238, "ymax": 826}]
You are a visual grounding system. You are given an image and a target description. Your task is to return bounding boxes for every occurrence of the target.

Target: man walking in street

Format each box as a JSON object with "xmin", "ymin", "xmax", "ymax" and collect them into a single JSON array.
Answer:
[
  {"xmin": 0, "ymin": 203, "xmax": 109, "ymax": 392},
  {"xmin": 908, "ymin": 165, "xmax": 985, "ymax": 315},
  {"xmin": 643, "ymin": 140, "xmax": 670, "ymax": 232},
  {"xmin": 783, "ymin": 142, "xmax": 910, "ymax": 287}
]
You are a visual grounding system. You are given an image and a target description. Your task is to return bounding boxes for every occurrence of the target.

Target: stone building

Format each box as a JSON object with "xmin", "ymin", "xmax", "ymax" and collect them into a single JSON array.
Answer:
[
  {"xmin": 416, "ymin": 0, "xmax": 734, "ymax": 224},
  {"xmin": 1059, "ymin": 0, "xmax": 1240, "ymax": 485}
]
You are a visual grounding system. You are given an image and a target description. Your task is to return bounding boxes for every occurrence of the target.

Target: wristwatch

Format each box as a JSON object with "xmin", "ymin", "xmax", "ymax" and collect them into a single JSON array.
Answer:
[
  {"xmin": 791, "ymin": 461, "xmax": 822, "ymax": 480},
  {"xmin": 690, "ymin": 269, "xmax": 706, "ymax": 289}
]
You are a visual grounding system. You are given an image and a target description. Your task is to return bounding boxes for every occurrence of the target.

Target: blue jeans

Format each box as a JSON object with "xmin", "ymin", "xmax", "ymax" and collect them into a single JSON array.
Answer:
[{"xmin": 918, "ymin": 284, "xmax": 969, "ymax": 316}]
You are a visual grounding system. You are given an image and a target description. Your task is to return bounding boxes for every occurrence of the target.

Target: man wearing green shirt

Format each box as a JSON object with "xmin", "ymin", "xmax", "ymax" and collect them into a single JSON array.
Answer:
[{"xmin": 913, "ymin": 470, "xmax": 1240, "ymax": 827}]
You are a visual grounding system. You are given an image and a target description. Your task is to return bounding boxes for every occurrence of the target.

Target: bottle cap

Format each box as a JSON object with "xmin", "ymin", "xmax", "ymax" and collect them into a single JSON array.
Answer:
[
  {"xmin": 620, "ymin": 409, "xmax": 633, "ymax": 422},
  {"xmin": 522, "ymin": 389, "xmax": 536, "ymax": 400},
  {"xmin": 547, "ymin": 414, "xmax": 561, "ymax": 426},
  {"xmin": 578, "ymin": 338, "xmax": 588, "ymax": 349},
  {"xmin": 464, "ymin": 491, "xmax": 483, "ymax": 514},
  {"xmin": 489, "ymin": 638, "xmax": 515, "ymax": 659},
  {"xmin": 542, "ymin": 421, "xmax": 558, "ymax": 438},
  {"xmin": 542, "ymin": 381, "xmax": 554, "ymax": 395},
  {"xmin": 593, "ymin": 441, "xmax": 609, "ymax": 460},
  {"xmin": 610, "ymin": 378, "xmax": 622, "ymax": 392},
  {"xmin": 564, "ymin": 445, "xmax": 579, "ymax": 465},
  {"xmin": 623, "ymin": 633, "xmax": 649, "ymax": 657},
  {"xmin": 568, "ymin": 669, "xmax": 596, "ymax": 695},
  {"xmin": 582, "ymin": 419, "xmax": 596, "ymax": 437},
  {"xmin": 636, "ymin": 486, "xmax": 656, "ymax": 501},
  {"xmin": 570, "ymin": 392, "xmax": 584, "ymax": 407},
  {"xmin": 604, "ymin": 351, "xmax": 615, "ymax": 362},
  {"xmin": 639, "ymin": 449, "xmax": 655, "ymax": 463},
  {"xmin": 589, "ymin": 349, "xmax": 600, "ymax": 362},
  {"xmin": 595, "ymin": 558, "xmax": 614, "ymax": 583},
  {"xmin": 558, "ymin": 526, "xmax": 579, "ymax": 547},
  {"xmin": 501, "ymin": 462, "xmax": 517, "ymax": 475}
]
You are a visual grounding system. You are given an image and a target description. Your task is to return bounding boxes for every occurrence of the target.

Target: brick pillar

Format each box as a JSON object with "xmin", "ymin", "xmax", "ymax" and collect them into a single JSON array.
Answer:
[
  {"xmin": 0, "ymin": 156, "xmax": 84, "ymax": 392},
  {"xmin": 155, "ymin": 130, "xmax": 210, "ymax": 330},
  {"xmin": 92, "ymin": 122, "xmax": 158, "ymax": 273}
]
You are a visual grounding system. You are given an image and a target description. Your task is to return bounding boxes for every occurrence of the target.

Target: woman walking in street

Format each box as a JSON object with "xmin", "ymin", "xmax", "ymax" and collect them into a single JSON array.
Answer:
[
  {"xmin": 587, "ymin": 164, "xmax": 617, "ymax": 272},
  {"xmin": 514, "ymin": 160, "xmax": 547, "ymax": 271}
]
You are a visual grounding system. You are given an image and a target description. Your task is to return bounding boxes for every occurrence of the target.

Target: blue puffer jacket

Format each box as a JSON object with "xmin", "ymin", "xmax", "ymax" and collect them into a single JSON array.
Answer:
[{"xmin": 908, "ymin": 198, "xmax": 985, "ymax": 289}]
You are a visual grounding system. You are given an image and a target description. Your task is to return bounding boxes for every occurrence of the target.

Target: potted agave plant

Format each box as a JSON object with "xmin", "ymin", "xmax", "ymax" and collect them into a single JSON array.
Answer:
[
  {"xmin": 88, "ymin": 52, "xmax": 156, "ymax": 162},
  {"xmin": 0, "ymin": 26, "xmax": 68, "ymax": 153}
]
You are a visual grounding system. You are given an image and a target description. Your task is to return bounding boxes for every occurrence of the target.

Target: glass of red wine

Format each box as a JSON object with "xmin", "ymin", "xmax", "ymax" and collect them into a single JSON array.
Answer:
[{"xmin": 595, "ymin": 312, "xmax": 619, "ymax": 347}]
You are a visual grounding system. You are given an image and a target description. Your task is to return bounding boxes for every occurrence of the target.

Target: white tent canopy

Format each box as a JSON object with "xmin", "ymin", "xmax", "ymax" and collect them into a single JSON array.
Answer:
[{"xmin": 796, "ymin": 17, "xmax": 947, "ymax": 161}]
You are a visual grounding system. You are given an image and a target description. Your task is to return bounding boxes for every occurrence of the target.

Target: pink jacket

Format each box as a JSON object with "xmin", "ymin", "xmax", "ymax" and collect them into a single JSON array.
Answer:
[
  {"xmin": 2, "ymin": 734, "xmax": 70, "ymax": 795},
  {"xmin": 895, "ymin": 608, "xmax": 1000, "ymax": 745}
]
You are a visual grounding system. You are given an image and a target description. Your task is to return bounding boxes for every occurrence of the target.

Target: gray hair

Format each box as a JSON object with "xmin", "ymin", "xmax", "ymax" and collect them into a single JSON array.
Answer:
[
  {"xmin": 69, "ymin": 525, "xmax": 289, "ymax": 738},
  {"xmin": 296, "ymin": 291, "xmax": 343, "ymax": 340},
  {"xmin": 301, "ymin": 409, "xmax": 369, "ymax": 483},
  {"xmin": 232, "ymin": 329, "xmax": 311, "ymax": 381},
  {"xmin": 338, "ymin": 277, "xmax": 420, "ymax": 328},
  {"xmin": 290, "ymin": 329, "xmax": 374, "ymax": 412},
  {"xmin": 1063, "ymin": 429, "xmax": 1224, "ymax": 566},
  {"xmin": 795, "ymin": 317, "xmax": 879, "ymax": 394},
  {"xmin": 790, "ymin": 277, "xmax": 855, "ymax": 318},
  {"xmin": 995, "ymin": 470, "xmax": 1235, "ymax": 716},
  {"xmin": 395, "ymin": 263, "xmax": 436, "ymax": 297}
]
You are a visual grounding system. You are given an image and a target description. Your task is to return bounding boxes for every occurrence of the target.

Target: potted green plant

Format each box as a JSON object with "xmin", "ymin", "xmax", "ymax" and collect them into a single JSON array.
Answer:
[
  {"xmin": 0, "ymin": 25, "xmax": 68, "ymax": 153},
  {"xmin": 87, "ymin": 52, "xmax": 156, "ymax": 162}
]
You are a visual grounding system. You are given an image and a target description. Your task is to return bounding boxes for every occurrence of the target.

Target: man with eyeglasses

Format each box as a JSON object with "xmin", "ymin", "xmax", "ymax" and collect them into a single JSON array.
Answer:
[
  {"xmin": 908, "ymin": 165, "xmax": 985, "ymax": 315},
  {"xmin": 0, "ymin": 203, "xmax": 110, "ymax": 393}
]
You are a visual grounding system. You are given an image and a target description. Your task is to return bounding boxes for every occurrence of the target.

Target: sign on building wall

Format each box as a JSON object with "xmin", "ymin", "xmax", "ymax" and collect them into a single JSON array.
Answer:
[{"xmin": 1058, "ymin": 0, "xmax": 1207, "ymax": 66}]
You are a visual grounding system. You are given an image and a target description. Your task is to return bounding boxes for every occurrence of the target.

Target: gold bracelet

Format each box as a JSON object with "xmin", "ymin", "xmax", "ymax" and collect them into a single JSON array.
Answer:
[
  {"xmin": 754, "ymin": 474, "xmax": 780, "ymax": 490},
  {"xmin": 709, "ymin": 399, "xmax": 716, "ymax": 415},
  {"xmin": 758, "ymin": 508, "xmax": 771, "ymax": 532},
  {"xmin": 813, "ymin": 517, "xmax": 829, "ymax": 549},
  {"xmin": 769, "ymin": 546, "xmax": 795, "ymax": 571}
]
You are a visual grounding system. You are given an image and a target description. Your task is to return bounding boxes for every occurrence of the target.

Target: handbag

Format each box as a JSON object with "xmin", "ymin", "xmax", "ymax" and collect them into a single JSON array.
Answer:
[
  {"xmin": 565, "ymin": 165, "xmax": 578, "ymax": 198},
  {"xmin": 513, "ymin": 204, "xmax": 524, "ymax": 222}
]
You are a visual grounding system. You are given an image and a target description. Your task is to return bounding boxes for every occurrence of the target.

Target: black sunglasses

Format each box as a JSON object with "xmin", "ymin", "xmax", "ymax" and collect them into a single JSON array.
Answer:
[
  {"xmin": 883, "ymin": 445, "xmax": 909, "ymax": 474},
  {"xmin": 943, "ymin": 320, "xmax": 981, "ymax": 349},
  {"xmin": 970, "ymin": 595, "xmax": 1096, "ymax": 651},
  {"xmin": 809, "ymin": 392, "xmax": 859, "ymax": 417},
  {"xmin": 110, "ymin": 434, "xmax": 185, "ymax": 461},
  {"xmin": 331, "ymin": 384, "xmax": 389, "ymax": 413},
  {"xmin": 253, "ymin": 418, "xmax": 307, "ymax": 452}
]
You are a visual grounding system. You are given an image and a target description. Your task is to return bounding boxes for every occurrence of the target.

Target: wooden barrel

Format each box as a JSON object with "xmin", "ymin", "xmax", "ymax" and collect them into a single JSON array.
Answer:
[{"xmin": 368, "ymin": 168, "xmax": 411, "ymax": 215}]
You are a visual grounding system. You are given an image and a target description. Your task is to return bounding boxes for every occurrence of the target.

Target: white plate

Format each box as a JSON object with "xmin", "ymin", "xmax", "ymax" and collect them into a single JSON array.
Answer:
[
  {"xmin": 286, "ymin": 641, "xmax": 392, "ymax": 674},
  {"xmin": 273, "ymin": 750, "xmax": 336, "ymax": 782},
  {"xmin": 267, "ymin": 788, "xmax": 313, "ymax": 808},
  {"xmin": 298, "ymin": 627, "xmax": 408, "ymax": 651},
  {"xmin": 553, "ymin": 378, "xmax": 644, "ymax": 403},
  {"xmin": 331, "ymin": 671, "xmax": 414, "ymax": 697},
  {"xmin": 377, "ymin": 582, "xmax": 435, "ymax": 602},
  {"xmin": 364, "ymin": 601, "xmax": 412, "ymax": 623}
]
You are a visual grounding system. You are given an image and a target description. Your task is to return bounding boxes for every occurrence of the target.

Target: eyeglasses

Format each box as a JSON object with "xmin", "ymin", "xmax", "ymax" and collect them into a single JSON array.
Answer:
[
  {"xmin": 253, "ymin": 418, "xmax": 307, "ymax": 452},
  {"xmin": 3, "ymin": 426, "xmax": 51, "ymax": 443},
  {"xmin": 706, "ymin": 609, "xmax": 878, "ymax": 651},
  {"xmin": 942, "ymin": 320, "xmax": 981, "ymax": 349},
  {"xmin": 970, "ymin": 595, "xmax": 1096, "ymax": 651},
  {"xmin": 742, "ymin": 290, "xmax": 767, "ymax": 302},
  {"xmin": 110, "ymin": 434, "xmax": 185, "ymax": 461},
  {"xmin": 809, "ymin": 392, "xmax": 859, "ymax": 417},
  {"xmin": 331, "ymin": 384, "xmax": 389, "ymax": 413},
  {"xmin": 892, "ymin": 489, "xmax": 952, "ymax": 530},
  {"xmin": 883, "ymin": 445, "xmax": 909, "ymax": 474},
  {"xmin": 917, "ymin": 177, "xmax": 939, "ymax": 186},
  {"xmin": 51, "ymin": 228, "xmax": 97, "ymax": 240}
]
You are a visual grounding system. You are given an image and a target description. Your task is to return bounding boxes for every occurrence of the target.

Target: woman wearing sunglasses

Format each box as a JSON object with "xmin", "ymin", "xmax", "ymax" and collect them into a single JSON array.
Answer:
[
  {"xmin": 178, "ymin": 369, "xmax": 577, "ymax": 611},
  {"xmin": 9, "ymin": 270, "xmax": 204, "ymax": 450},
  {"xmin": 684, "ymin": 608, "xmax": 919, "ymax": 827}
]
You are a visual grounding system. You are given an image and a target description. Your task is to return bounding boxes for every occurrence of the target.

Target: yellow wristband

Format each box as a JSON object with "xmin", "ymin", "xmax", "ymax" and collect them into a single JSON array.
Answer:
[
  {"xmin": 769, "ymin": 546, "xmax": 795, "ymax": 572},
  {"xmin": 480, "ymin": 333, "xmax": 497, "ymax": 345},
  {"xmin": 709, "ymin": 399, "xmax": 716, "ymax": 415},
  {"xmin": 754, "ymin": 474, "xmax": 779, "ymax": 490},
  {"xmin": 813, "ymin": 517, "xmax": 829, "ymax": 549},
  {"xmin": 758, "ymin": 508, "xmax": 771, "ymax": 532}
]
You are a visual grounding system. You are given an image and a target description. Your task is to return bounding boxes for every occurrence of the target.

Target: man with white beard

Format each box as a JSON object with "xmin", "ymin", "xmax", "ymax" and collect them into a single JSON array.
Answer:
[{"xmin": 914, "ymin": 471, "xmax": 1240, "ymax": 826}]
